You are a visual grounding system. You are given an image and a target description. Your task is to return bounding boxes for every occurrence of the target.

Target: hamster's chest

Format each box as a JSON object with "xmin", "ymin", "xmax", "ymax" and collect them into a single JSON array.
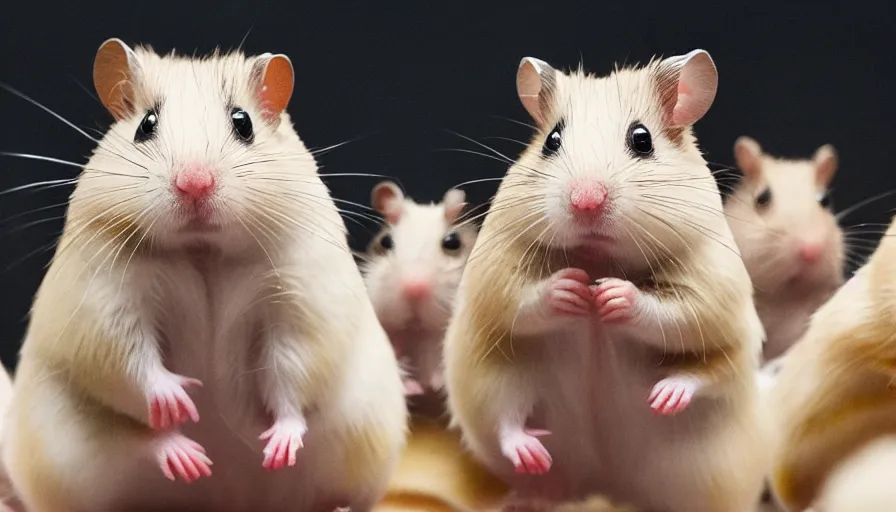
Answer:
[{"xmin": 147, "ymin": 258, "xmax": 276, "ymax": 383}]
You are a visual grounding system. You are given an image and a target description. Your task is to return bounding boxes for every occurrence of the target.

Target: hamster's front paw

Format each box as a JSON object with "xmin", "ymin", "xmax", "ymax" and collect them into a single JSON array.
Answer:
[
  {"xmin": 648, "ymin": 375, "xmax": 701, "ymax": 415},
  {"xmin": 402, "ymin": 377, "xmax": 425, "ymax": 396},
  {"xmin": 146, "ymin": 372, "xmax": 202, "ymax": 430},
  {"xmin": 544, "ymin": 268, "xmax": 593, "ymax": 317},
  {"xmin": 499, "ymin": 428, "xmax": 553, "ymax": 475},
  {"xmin": 260, "ymin": 416, "xmax": 308, "ymax": 470},
  {"xmin": 591, "ymin": 278, "xmax": 637, "ymax": 324},
  {"xmin": 154, "ymin": 431, "xmax": 212, "ymax": 483}
]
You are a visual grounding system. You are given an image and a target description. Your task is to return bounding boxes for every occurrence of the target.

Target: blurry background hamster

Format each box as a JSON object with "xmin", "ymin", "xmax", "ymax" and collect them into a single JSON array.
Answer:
[{"xmin": 0, "ymin": 0, "xmax": 892, "ymax": 371}]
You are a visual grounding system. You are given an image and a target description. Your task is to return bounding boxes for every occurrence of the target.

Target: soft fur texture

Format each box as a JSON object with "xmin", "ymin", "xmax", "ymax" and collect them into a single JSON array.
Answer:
[
  {"xmin": 725, "ymin": 137, "xmax": 845, "ymax": 362},
  {"xmin": 2, "ymin": 40, "xmax": 406, "ymax": 512},
  {"xmin": 444, "ymin": 52, "xmax": 767, "ymax": 511},
  {"xmin": 770, "ymin": 215, "xmax": 896, "ymax": 511}
]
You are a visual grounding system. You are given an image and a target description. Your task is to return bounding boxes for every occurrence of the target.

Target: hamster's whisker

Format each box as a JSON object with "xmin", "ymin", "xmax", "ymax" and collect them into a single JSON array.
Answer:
[
  {"xmin": 0, "ymin": 178, "xmax": 78, "ymax": 196},
  {"xmin": 482, "ymin": 136, "xmax": 529, "ymax": 148},
  {"xmin": 835, "ymin": 190, "xmax": 896, "ymax": 221},
  {"xmin": 0, "ymin": 82, "xmax": 99, "ymax": 144},
  {"xmin": 5, "ymin": 238, "xmax": 60, "ymax": 272},
  {"xmin": 239, "ymin": 195, "xmax": 346, "ymax": 253},
  {"xmin": 489, "ymin": 114, "xmax": 538, "ymax": 131},
  {"xmin": 225, "ymin": 204, "xmax": 283, "ymax": 281},
  {"xmin": 309, "ymin": 135, "xmax": 369, "ymax": 156},
  {"xmin": 1, "ymin": 215, "xmax": 67, "ymax": 237}
]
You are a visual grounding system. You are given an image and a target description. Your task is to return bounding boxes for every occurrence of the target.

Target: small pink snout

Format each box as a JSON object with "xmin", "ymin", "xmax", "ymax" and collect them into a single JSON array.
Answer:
[
  {"xmin": 175, "ymin": 165, "xmax": 216, "ymax": 201},
  {"xmin": 570, "ymin": 180, "xmax": 608, "ymax": 214},
  {"xmin": 799, "ymin": 242, "xmax": 824, "ymax": 264},
  {"xmin": 401, "ymin": 278, "xmax": 432, "ymax": 301}
]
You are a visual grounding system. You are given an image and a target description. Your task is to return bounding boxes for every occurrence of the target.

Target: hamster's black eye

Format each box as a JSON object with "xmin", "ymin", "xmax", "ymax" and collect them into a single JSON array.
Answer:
[
  {"xmin": 817, "ymin": 190, "xmax": 832, "ymax": 209},
  {"xmin": 441, "ymin": 232, "xmax": 462, "ymax": 252},
  {"xmin": 542, "ymin": 122, "xmax": 563, "ymax": 157},
  {"xmin": 231, "ymin": 108, "xmax": 254, "ymax": 143},
  {"xmin": 627, "ymin": 123, "xmax": 653, "ymax": 157},
  {"xmin": 379, "ymin": 234, "xmax": 394, "ymax": 251},
  {"xmin": 135, "ymin": 110, "xmax": 158, "ymax": 143},
  {"xmin": 756, "ymin": 188, "xmax": 772, "ymax": 208}
]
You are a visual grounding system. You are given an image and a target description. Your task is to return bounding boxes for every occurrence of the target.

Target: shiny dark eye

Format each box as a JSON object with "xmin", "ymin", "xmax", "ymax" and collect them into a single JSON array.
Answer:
[
  {"xmin": 817, "ymin": 190, "xmax": 832, "ymax": 209},
  {"xmin": 542, "ymin": 122, "xmax": 563, "ymax": 157},
  {"xmin": 627, "ymin": 123, "xmax": 653, "ymax": 157},
  {"xmin": 379, "ymin": 234, "xmax": 394, "ymax": 251},
  {"xmin": 441, "ymin": 232, "xmax": 462, "ymax": 252},
  {"xmin": 756, "ymin": 188, "xmax": 772, "ymax": 207},
  {"xmin": 231, "ymin": 108, "xmax": 254, "ymax": 143},
  {"xmin": 135, "ymin": 110, "xmax": 158, "ymax": 143}
]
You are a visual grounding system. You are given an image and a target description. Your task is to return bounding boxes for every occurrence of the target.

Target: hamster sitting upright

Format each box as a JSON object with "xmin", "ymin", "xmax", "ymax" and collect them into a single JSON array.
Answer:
[
  {"xmin": 1, "ymin": 38, "xmax": 406, "ymax": 512},
  {"xmin": 363, "ymin": 181, "xmax": 478, "ymax": 397},
  {"xmin": 443, "ymin": 50, "xmax": 766, "ymax": 511},
  {"xmin": 724, "ymin": 136, "xmax": 845, "ymax": 362}
]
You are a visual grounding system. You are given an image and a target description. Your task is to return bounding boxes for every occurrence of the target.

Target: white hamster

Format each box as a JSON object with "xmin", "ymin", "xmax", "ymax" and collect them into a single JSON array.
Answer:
[
  {"xmin": 2, "ymin": 38, "xmax": 406, "ymax": 512},
  {"xmin": 362, "ymin": 180, "xmax": 478, "ymax": 397},
  {"xmin": 443, "ymin": 50, "xmax": 766, "ymax": 511},
  {"xmin": 725, "ymin": 136, "xmax": 845, "ymax": 361}
]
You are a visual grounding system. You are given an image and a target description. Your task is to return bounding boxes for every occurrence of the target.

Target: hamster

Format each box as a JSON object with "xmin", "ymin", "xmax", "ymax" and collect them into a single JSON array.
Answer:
[
  {"xmin": 724, "ymin": 136, "xmax": 845, "ymax": 362},
  {"xmin": 1, "ymin": 38, "xmax": 407, "ymax": 512},
  {"xmin": 362, "ymin": 180, "xmax": 478, "ymax": 398},
  {"xmin": 443, "ymin": 50, "xmax": 767, "ymax": 511},
  {"xmin": 0, "ymin": 367, "xmax": 19, "ymax": 512},
  {"xmin": 768, "ymin": 215, "xmax": 896, "ymax": 511}
]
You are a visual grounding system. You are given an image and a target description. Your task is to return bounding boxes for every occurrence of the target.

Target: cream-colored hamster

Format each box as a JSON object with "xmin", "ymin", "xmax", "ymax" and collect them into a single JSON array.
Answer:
[
  {"xmin": 1, "ymin": 38, "xmax": 406, "ymax": 512},
  {"xmin": 443, "ymin": 50, "xmax": 766, "ymax": 511},
  {"xmin": 362, "ymin": 180, "xmax": 478, "ymax": 398},
  {"xmin": 769, "ymin": 215, "xmax": 896, "ymax": 511},
  {"xmin": 725, "ymin": 137, "xmax": 845, "ymax": 361}
]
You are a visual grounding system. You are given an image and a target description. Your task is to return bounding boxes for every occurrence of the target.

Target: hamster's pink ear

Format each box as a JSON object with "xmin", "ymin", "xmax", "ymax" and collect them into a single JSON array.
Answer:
[
  {"xmin": 252, "ymin": 53, "xmax": 294, "ymax": 124},
  {"xmin": 371, "ymin": 181, "xmax": 405, "ymax": 224},
  {"xmin": 813, "ymin": 144, "xmax": 838, "ymax": 187},
  {"xmin": 734, "ymin": 136, "xmax": 764, "ymax": 181},
  {"xmin": 517, "ymin": 57, "xmax": 557, "ymax": 126},
  {"xmin": 655, "ymin": 50, "xmax": 718, "ymax": 127},
  {"xmin": 93, "ymin": 38, "xmax": 143, "ymax": 121},
  {"xmin": 442, "ymin": 188, "xmax": 466, "ymax": 224}
]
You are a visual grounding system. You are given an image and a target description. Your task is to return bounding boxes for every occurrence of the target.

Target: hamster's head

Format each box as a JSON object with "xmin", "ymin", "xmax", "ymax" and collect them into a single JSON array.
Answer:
[
  {"xmin": 493, "ymin": 50, "xmax": 722, "ymax": 271},
  {"xmin": 725, "ymin": 137, "xmax": 845, "ymax": 295},
  {"xmin": 69, "ymin": 38, "xmax": 317, "ymax": 254},
  {"xmin": 362, "ymin": 180, "xmax": 477, "ymax": 335}
]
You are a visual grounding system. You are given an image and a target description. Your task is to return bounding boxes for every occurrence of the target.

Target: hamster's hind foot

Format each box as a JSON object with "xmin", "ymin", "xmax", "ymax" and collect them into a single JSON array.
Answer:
[
  {"xmin": 648, "ymin": 375, "xmax": 701, "ymax": 416},
  {"xmin": 154, "ymin": 431, "xmax": 212, "ymax": 483},
  {"xmin": 402, "ymin": 378, "xmax": 425, "ymax": 396},
  {"xmin": 147, "ymin": 372, "xmax": 202, "ymax": 430},
  {"xmin": 499, "ymin": 427, "xmax": 553, "ymax": 475},
  {"xmin": 260, "ymin": 416, "xmax": 308, "ymax": 471}
]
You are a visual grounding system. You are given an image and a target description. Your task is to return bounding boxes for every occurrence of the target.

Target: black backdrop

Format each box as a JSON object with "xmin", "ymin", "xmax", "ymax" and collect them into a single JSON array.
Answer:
[{"xmin": 0, "ymin": 1, "xmax": 893, "ymax": 371}]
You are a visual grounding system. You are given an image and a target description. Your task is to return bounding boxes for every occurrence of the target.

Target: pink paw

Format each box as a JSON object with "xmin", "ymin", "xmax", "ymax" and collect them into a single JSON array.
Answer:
[
  {"xmin": 545, "ymin": 268, "xmax": 593, "ymax": 317},
  {"xmin": 147, "ymin": 373, "xmax": 202, "ymax": 430},
  {"xmin": 403, "ymin": 377, "xmax": 425, "ymax": 396},
  {"xmin": 429, "ymin": 371, "xmax": 445, "ymax": 392},
  {"xmin": 260, "ymin": 417, "xmax": 308, "ymax": 471},
  {"xmin": 499, "ymin": 428, "xmax": 553, "ymax": 475},
  {"xmin": 649, "ymin": 375, "xmax": 701, "ymax": 415},
  {"xmin": 591, "ymin": 278, "xmax": 638, "ymax": 324},
  {"xmin": 154, "ymin": 431, "xmax": 212, "ymax": 483}
]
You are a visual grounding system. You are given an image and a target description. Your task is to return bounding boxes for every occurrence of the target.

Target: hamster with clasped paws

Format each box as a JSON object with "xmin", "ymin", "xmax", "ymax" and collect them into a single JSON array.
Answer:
[{"xmin": 443, "ymin": 50, "xmax": 767, "ymax": 511}]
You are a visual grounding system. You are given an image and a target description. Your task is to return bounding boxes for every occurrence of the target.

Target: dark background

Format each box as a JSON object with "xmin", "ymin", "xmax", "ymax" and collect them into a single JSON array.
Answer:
[{"xmin": 0, "ymin": 1, "xmax": 892, "ymax": 371}]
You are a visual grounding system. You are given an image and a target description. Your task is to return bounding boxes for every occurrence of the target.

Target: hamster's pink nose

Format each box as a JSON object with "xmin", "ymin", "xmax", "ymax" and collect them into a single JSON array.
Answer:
[
  {"xmin": 570, "ymin": 180, "xmax": 608, "ymax": 214},
  {"xmin": 402, "ymin": 278, "xmax": 432, "ymax": 301},
  {"xmin": 799, "ymin": 242, "xmax": 823, "ymax": 263},
  {"xmin": 175, "ymin": 165, "xmax": 216, "ymax": 201}
]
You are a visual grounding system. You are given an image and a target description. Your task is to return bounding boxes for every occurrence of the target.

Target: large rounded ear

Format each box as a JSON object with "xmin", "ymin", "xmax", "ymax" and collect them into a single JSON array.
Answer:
[
  {"xmin": 654, "ymin": 49, "xmax": 718, "ymax": 127},
  {"xmin": 442, "ymin": 188, "xmax": 466, "ymax": 224},
  {"xmin": 371, "ymin": 181, "xmax": 405, "ymax": 224},
  {"xmin": 734, "ymin": 136, "xmax": 764, "ymax": 181},
  {"xmin": 93, "ymin": 38, "xmax": 143, "ymax": 121},
  {"xmin": 812, "ymin": 144, "xmax": 838, "ymax": 188},
  {"xmin": 252, "ymin": 53, "xmax": 294, "ymax": 125},
  {"xmin": 517, "ymin": 57, "xmax": 557, "ymax": 127}
]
